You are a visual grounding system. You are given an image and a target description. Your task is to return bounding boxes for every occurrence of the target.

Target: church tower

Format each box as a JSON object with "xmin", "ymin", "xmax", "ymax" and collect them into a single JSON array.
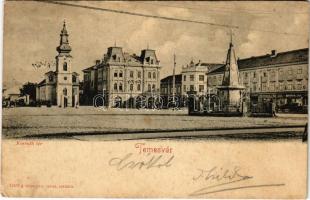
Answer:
[{"xmin": 56, "ymin": 21, "xmax": 73, "ymax": 107}]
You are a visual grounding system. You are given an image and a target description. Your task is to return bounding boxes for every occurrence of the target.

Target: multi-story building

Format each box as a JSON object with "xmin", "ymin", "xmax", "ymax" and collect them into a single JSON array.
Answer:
[
  {"xmin": 160, "ymin": 74, "xmax": 184, "ymax": 107},
  {"xmin": 83, "ymin": 47, "xmax": 161, "ymax": 107},
  {"xmin": 208, "ymin": 48, "xmax": 309, "ymax": 107},
  {"xmin": 160, "ymin": 74, "xmax": 182, "ymax": 96},
  {"xmin": 36, "ymin": 22, "xmax": 80, "ymax": 107},
  {"xmin": 181, "ymin": 61, "xmax": 223, "ymax": 96}
]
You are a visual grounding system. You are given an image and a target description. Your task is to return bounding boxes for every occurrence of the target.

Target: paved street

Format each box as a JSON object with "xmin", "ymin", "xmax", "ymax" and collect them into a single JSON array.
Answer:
[{"xmin": 2, "ymin": 106, "xmax": 307, "ymax": 140}]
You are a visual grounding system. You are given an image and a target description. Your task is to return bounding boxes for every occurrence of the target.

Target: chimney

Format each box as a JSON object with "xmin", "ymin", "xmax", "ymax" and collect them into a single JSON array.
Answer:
[{"xmin": 95, "ymin": 60, "xmax": 100, "ymax": 65}]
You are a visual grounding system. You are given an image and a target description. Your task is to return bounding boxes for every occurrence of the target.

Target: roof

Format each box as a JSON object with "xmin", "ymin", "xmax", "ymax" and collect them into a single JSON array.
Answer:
[
  {"xmin": 38, "ymin": 79, "xmax": 46, "ymax": 86},
  {"xmin": 209, "ymin": 48, "xmax": 309, "ymax": 75},
  {"xmin": 160, "ymin": 74, "xmax": 182, "ymax": 84}
]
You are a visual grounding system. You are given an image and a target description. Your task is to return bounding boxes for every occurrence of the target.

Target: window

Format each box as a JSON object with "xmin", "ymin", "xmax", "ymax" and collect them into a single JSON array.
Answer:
[
  {"xmin": 190, "ymin": 85, "xmax": 194, "ymax": 91},
  {"xmin": 63, "ymin": 88, "xmax": 67, "ymax": 96},
  {"xmin": 114, "ymin": 83, "xmax": 117, "ymax": 91},
  {"xmin": 297, "ymin": 81, "xmax": 302, "ymax": 90},
  {"xmin": 72, "ymin": 75, "xmax": 76, "ymax": 83},
  {"xmin": 63, "ymin": 62, "xmax": 67, "ymax": 71},
  {"xmin": 64, "ymin": 76, "xmax": 67, "ymax": 80},
  {"xmin": 130, "ymin": 71, "xmax": 134, "ymax": 78},
  {"xmin": 138, "ymin": 71, "xmax": 141, "ymax": 78},
  {"xmin": 263, "ymin": 72, "xmax": 267, "ymax": 77},
  {"xmin": 114, "ymin": 72, "xmax": 118, "ymax": 77},
  {"xmin": 190, "ymin": 75, "xmax": 194, "ymax": 81},
  {"xmin": 137, "ymin": 84, "xmax": 141, "ymax": 91},
  {"xmin": 130, "ymin": 84, "xmax": 133, "ymax": 91},
  {"xmin": 152, "ymin": 84, "xmax": 155, "ymax": 91},
  {"xmin": 119, "ymin": 71, "xmax": 123, "ymax": 78},
  {"xmin": 244, "ymin": 72, "xmax": 248, "ymax": 78},
  {"xmin": 279, "ymin": 82, "xmax": 284, "ymax": 91},
  {"xmin": 153, "ymin": 72, "xmax": 156, "ymax": 79},
  {"xmin": 183, "ymin": 75, "xmax": 186, "ymax": 81},
  {"xmin": 288, "ymin": 69, "xmax": 292, "ymax": 75},
  {"xmin": 148, "ymin": 72, "xmax": 151, "ymax": 79},
  {"xmin": 151, "ymin": 59, "xmax": 154, "ymax": 64},
  {"xmin": 49, "ymin": 75, "xmax": 53, "ymax": 82},
  {"xmin": 253, "ymin": 84, "xmax": 257, "ymax": 92},
  {"xmin": 298, "ymin": 68, "xmax": 302, "ymax": 74},
  {"xmin": 199, "ymin": 85, "xmax": 204, "ymax": 92},
  {"xmin": 118, "ymin": 57, "xmax": 121, "ymax": 62},
  {"xmin": 262, "ymin": 83, "xmax": 267, "ymax": 91},
  {"xmin": 183, "ymin": 85, "xmax": 186, "ymax": 92},
  {"xmin": 287, "ymin": 82, "xmax": 292, "ymax": 90},
  {"xmin": 269, "ymin": 82, "xmax": 275, "ymax": 91},
  {"xmin": 253, "ymin": 72, "xmax": 257, "ymax": 78},
  {"xmin": 199, "ymin": 75, "xmax": 204, "ymax": 81},
  {"xmin": 119, "ymin": 83, "xmax": 123, "ymax": 91},
  {"xmin": 148, "ymin": 84, "xmax": 151, "ymax": 91}
]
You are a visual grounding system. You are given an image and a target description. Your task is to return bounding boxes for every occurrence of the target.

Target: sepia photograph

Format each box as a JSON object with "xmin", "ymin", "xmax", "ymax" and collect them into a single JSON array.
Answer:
[{"xmin": 1, "ymin": 0, "xmax": 309, "ymax": 198}]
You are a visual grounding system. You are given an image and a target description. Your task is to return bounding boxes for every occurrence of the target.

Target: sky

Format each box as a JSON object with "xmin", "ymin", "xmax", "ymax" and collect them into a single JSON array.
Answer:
[{"xmin": 3, "ymin": 1, "xmax": 309, "ymax": 89}]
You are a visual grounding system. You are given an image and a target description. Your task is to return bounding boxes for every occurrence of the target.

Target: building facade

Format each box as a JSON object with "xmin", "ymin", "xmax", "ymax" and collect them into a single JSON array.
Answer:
[
  {"xmin": 181, "ymin": 61, "xmax": 223, "ymax": 96},
  {"xmin": 208, "ymin": 48, "xmax": 309, "ymax": 108},
  {"xmin": 36, "ymin": 22, "xmax": 80, "ymax": 107},
  {"xmin": 83, "ymin": 47, "xmax": 161, "ymax": 107}
]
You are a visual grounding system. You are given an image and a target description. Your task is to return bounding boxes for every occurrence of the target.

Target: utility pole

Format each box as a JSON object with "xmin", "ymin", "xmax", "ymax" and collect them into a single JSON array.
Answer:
[{"xmin": 172, "ymin": 54, "xmax": 176, "ymax": 103}]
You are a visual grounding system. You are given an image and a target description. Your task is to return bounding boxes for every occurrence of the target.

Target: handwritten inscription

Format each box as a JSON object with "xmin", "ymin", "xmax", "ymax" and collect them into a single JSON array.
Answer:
[
  {"xmin": 108, "ymin": 153, "xmax": 174, "ymax": 171},
  {"xmin": 193, "ymin": 166, "xmax": 252, "ymax": 182},
  {"xmin": 190, "ymin": 166, "xmax": 285, "ymax": 197}
]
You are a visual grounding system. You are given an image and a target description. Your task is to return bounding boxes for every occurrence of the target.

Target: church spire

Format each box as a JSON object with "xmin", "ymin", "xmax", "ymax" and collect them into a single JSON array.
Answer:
[{"xmin": 57, "ymin": 20, "xmax": 71, "ymax": 55}]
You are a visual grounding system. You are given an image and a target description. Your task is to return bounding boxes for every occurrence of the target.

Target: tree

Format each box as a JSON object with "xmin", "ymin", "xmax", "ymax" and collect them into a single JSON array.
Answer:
[{"xmin": 20, "ymin": 82, "xmax": 36, "ymax": 101}]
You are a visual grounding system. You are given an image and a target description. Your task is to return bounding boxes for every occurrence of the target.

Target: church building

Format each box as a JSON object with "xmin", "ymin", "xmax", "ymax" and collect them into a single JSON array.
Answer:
[{"xmin": 36, "ymin": 22, "xmax": 80, "ymax": 107}]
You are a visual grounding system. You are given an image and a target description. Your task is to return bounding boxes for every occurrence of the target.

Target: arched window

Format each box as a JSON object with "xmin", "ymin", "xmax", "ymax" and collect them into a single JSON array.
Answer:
[
  {"xmin": 119, "ymin": 83, "xmax": 123, "ymax": 91},
  {"xmin": 148, "ymin": 72, "xmax": 151, "ymax": 79},
  {"xmin": 148, "ymin": 84, "xmax": 151, "ymax": 92},
  {"xmin": 63, "ymin": 62, "xmax": 67, "ymax": 71},
  {"xmin": 137, "ymin": 84, "xmax": 141, "ymax": 91},
  {"xmin": 130, "ymin": 84, "xmax": 133, "ymax": 91},
  {"xmin": 114, "ymin": 83, "xmax": 118, "ymax": 91},
  {"xmin": 153, "ymin": 72, "xmax": 156, "ymax": 79},
  {"xmin": 72, "ymin": 75, "xmax": 76, "ymax": 83},
  {"xmin": 63, "ymin": 88, "xmax": 67, "ymax": 96},
  {"xmin": 152, "ymin": 84, "xmax": 156, "ymax": 91}
]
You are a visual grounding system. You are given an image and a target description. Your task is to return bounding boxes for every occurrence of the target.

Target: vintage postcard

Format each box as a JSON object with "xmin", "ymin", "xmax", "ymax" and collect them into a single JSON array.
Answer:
[{"xmin": 1, "ymin": 0, "xmax": 309, "ymax": 198}]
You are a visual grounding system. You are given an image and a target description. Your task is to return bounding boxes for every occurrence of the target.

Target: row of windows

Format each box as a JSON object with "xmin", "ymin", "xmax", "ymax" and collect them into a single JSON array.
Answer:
[
  {"xmin": 242, "ymin": 67, "xmax": 304, "ymax": 79},
  {"xmin": 113, "ymin": 83, "xmax": 156, "ymax": 92},
  {"xmin": 48, "ymin": 75, "xmax": 77, "ymax": 82},
  {"xmin": 244, "ymin": 81, "xmax": 306, "ymax": 92},
  {"xmin": 114, "ymin": 71, "xmax": 157, "ymax": 79},
  {"xmin": 183, "ymin": 75, "xmax": 205, "ymax": 82},
  {"xmin": 183, "ymin": 85, "xmax": 205, "ymax": 92}
]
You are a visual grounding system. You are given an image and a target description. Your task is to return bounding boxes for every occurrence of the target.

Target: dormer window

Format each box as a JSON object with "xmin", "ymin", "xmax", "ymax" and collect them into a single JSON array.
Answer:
[
  {"xmin": 72, "ymin": 75, "xmax": 76, "ymax": 82},
  {"xmin": 49, "ymin": 75, "xmax": 53, "ymax": 82},
  {"xmin": 63, "ymin": 62, "xmax": 67, "ymax": 71}
]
